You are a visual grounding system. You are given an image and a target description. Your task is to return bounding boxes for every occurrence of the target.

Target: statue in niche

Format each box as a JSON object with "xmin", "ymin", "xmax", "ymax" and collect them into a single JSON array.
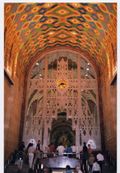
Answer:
[
  {"xmin": 58, "ymin": 82, "xmax": 67, "ymax": 89},
  {"xmin": 59, "ymin": 134, "xmax": 68, "ymax": 147}
]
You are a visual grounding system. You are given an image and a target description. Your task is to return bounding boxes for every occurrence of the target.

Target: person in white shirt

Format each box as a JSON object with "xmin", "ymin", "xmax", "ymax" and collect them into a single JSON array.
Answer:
[
  {"xmin": 27, "ymin": 143, "xmax": 36, "ymax": 169},
  {"xmin": 71, "ymin": 144, "xmax": 76, "ymax": 158},
  {"xmin": 96, "ymin": 152, "xmax": 104, "ymax": 173},
  {"xmin": 33, "ymin": 146, "xmax": 42, "ymax": 170},
  {"xmin": 56, "ymin": 143, "xmax": 65, "ymax": 156},
  {"xmin": 96, "ymin": 152, "xmax": 104, "ymax": 161},
  {"xmin": 76, "ymin": 146, "xmax": 80, "ymax": 159},
  {"xmin": 92, "ymin": 160, "xmax": 101, "ymax": 173}
]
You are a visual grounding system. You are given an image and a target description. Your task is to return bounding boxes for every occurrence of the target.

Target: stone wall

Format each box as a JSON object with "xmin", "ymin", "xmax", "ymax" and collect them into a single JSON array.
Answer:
[
  {"xmin": 4, "ymin": 72, "xmax": 24, "ymax": 160},
  {"xmin": 100, "ymin": 72, "xmax": 116, "ymax": 159}
]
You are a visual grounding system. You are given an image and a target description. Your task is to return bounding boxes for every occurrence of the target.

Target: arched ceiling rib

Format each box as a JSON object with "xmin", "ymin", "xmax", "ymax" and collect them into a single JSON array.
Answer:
[{"xmin": 4, "ymin": 3, "xmax": 117, "ymax": 75}]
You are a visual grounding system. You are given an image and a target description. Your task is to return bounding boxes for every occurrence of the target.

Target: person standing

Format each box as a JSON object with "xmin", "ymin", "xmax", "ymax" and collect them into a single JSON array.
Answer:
[
  {"xmin": 87, "ymin": 144, "xmax": 93, "ymax": 156},
  {"xmin": 33, "ymin": 146, "xmax": 43, "ymax": 172},
  {"xmin": 28, "ymin": 143, "xmax": 35, "ymax": 169},
  {"xmin": 81, "ymin": 142, "xmax": 88, "ymax": 173},
  {"xmin": 65, "ymin": 165, "xmax": 72, "ymax": 173},
  {"xmin": 87, "ymin": 153, "xmax": 95, "ymax": 172},
  {"xmin": 48, "ymin": 143, "xmax": 56, "ymax": 157},
  {"xmin": 96, "ymin": 152, "xmax": 104, "ymax": 173},
  {"xmin": 65, "ymin": 144, "xmax": 72, "ymax": 157},
  {"xmin": 36, "ymin": 140, "xmax": 42, "ymax": 151},
  {"xmin": 71, "ymin": 143, "xmax": 76, "ymax": 158},
  {"xmin": 18, "ymin": 141, "xmax": 25, "ymax": 152},
  {"xmin": 56, "ymin": 143, "xmax": 65, "ymax": 156},
  {"xmin": 92, "ymin": 160, "xmax": 101, "ymax": 173}
]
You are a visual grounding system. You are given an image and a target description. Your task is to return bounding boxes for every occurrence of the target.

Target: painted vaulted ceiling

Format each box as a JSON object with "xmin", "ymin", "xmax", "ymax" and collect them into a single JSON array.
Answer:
[{"xmin": 4, "ymin": 3, "xmax": 117, "ymax": 77}]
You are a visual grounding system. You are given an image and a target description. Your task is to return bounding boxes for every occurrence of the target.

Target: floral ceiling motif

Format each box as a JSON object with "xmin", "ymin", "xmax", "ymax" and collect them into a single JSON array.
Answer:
[{"xmin": 4, "ymin": 3, "xmax": 117, "ymax": 76}]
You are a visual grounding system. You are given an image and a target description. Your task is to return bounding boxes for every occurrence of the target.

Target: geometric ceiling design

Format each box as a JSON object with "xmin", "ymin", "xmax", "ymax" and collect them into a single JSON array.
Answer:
[{"xmin": 4, "ymin": 3, "xmax": 117, "ymax": 77}]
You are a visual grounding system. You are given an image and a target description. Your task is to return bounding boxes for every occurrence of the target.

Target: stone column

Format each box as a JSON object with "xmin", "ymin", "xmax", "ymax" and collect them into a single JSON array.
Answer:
[
  {"xmin": 43, "ymin": 120, "xmax": 49, "ymax": 147},
  {"xmin": 75, "ymin": 123, "xmax": 80, "ymax": 146},
  {"xmin": 76, "ymin": 55, "xmax": 82, "ymax": 147},
  {"xmin": 43, "ymin": 57, "xmax": 48, "ymax": 147}
]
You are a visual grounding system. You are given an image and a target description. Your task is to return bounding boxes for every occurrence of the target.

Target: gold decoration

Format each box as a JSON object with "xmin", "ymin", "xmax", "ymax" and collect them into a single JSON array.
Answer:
[{"xmin": 56, "ymin": 79, "xmax": 68, "ymax": 90}]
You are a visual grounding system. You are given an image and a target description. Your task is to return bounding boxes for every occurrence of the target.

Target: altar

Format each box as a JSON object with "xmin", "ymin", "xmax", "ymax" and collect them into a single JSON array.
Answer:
[{"xmin": 41, "ymin": 156, "xmax": 80, "ymax": 169}]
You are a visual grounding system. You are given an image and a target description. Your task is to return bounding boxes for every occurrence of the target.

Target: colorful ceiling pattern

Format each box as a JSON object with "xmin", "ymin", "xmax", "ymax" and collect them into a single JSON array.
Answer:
[{"xmin": 4, "ymin": 3, "xmax": 117, "ymax": 77}]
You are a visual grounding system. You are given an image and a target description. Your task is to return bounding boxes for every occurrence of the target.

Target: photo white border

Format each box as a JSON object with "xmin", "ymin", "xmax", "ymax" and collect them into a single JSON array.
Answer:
[
  {"xmin": 117, "ymin": 2, "xmax": 120, "ymax": 173},
  {"xmin": 1, "ymin": 1, "xmax": 119, "ymax": 173},
  {"xmin": 0, "ymin": 1, "xmax": 4, "ymax": 173}
]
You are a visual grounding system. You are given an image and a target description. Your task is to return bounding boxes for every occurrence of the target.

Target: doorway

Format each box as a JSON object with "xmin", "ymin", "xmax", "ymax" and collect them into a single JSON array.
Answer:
[{"xmin": 50, "ymin": 112, "xmax": 75, "ymax": 147}]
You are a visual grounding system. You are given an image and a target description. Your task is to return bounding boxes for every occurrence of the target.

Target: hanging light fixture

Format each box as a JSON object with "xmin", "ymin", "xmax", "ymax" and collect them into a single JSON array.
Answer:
[{"xmin": 36, "ymin": 62, "xmax": 39, "ymax": 66}]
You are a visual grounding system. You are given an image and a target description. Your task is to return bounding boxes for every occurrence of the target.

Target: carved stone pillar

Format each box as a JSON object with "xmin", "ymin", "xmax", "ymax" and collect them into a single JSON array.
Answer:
[
  {"xmin": 75, "ymin": 123, "xmax": 80, "ymax": 146},
  {"xmin": 43, "ymin": 120, "xmax": 49, "ymax": 147}
]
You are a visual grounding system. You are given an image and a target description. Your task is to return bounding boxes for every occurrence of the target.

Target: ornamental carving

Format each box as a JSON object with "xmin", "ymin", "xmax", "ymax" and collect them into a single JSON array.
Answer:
[{"xmin": 23, "ymin": 51, "xmax": 101, "ymax": 149}]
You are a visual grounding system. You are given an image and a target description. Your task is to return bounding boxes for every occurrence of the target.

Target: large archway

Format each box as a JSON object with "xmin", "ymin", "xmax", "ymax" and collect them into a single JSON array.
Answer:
[{"xmin": 50, "ymin": 112, "xmax": 75, "ymax": 147}]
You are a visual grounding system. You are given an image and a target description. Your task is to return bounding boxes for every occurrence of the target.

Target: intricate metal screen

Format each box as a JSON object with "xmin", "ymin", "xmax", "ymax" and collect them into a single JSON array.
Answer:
[{"xmin": 23, "ymin": 51, "xmax": 101, "ymax": 149}]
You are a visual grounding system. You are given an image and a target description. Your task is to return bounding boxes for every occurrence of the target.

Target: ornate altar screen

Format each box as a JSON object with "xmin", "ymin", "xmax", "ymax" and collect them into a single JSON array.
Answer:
[{"xmin": 23, "ymin": 50, "xmax": 101, "ymax": 149}]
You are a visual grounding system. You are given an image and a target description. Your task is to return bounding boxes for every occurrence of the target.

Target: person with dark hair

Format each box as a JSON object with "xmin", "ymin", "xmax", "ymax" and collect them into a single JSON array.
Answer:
[
  {"xmin": 48, "ymin": 143, "xmax": 56, "ymax": 157},
  {"xmin": 92, "ymin": 159, "xmax": 101, "ymax": 173},
  {"xmin": 65, "ymin": 144, "xmax": 72, "ymax": 157},
  {"xmin": 18, "ymin": 141, "xmax": 25, "ymax": 152},
  {"xmin": 81, "ymin": 142, "xmax": 88, "ymax": 173},
  {"xmin": 66, "ymin": 165, "xmax": 72, "ymax": 173},
  {"xmin": 36, "ymin": 140, "xmax": 42, "ymax": 151},
  {"xmin": 87, "ymin": 144, "xmax": 93, "ymax": 156},
  {"xmin": 24, "ymin": 143, "xmax": 33, "ymax": 164},
  {"xmin": 14, "ymin": 141, "xmax": 25, "ymax": 170},
  {"xmin": 33, "ymin": 145, "xmax": 42, "ymax": 171},
  {"xmin": 87, "ymin": 153, "xmax": 95, "ymax": 172}
]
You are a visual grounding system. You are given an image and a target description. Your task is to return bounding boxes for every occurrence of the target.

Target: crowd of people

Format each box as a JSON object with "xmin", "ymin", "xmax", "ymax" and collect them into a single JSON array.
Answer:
[
  {"xmin": 80, "ymin": 142, "xmax": 104, "ymax": 173},
  {"xmin": 13, "ymin": 140, "xmax": 104, "ymax": 173}
]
